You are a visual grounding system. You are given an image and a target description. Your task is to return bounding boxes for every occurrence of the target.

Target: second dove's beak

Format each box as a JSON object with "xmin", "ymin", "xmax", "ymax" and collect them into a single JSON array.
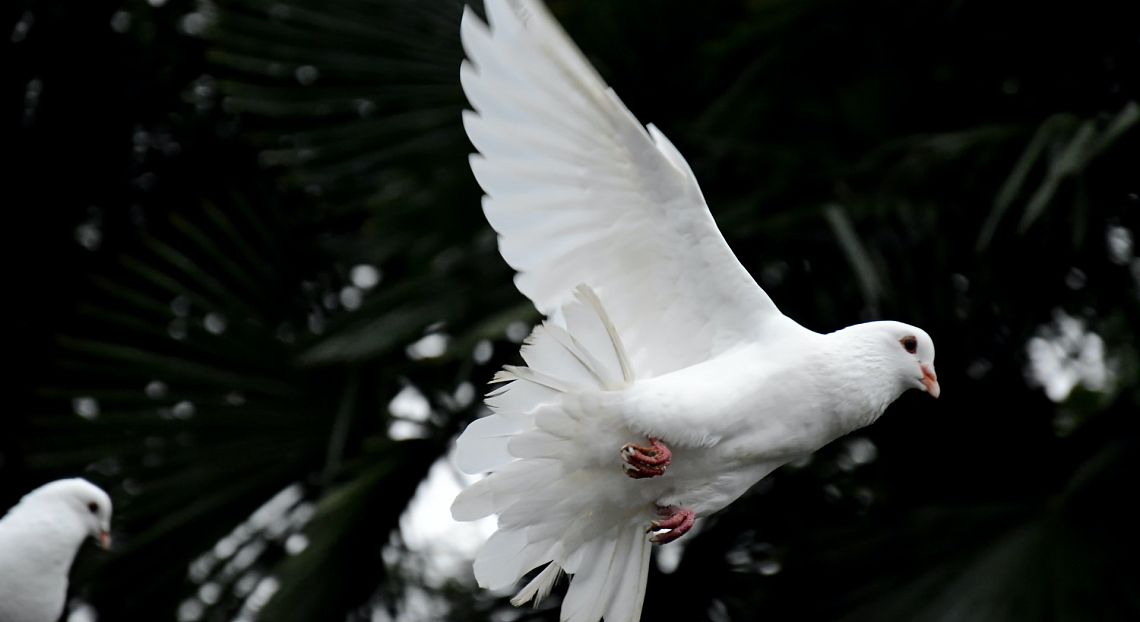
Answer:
[
  {"xmin": 99, "ymin": 531, "xmax": 112, "ymax": 550},
  {"xmin": 921, "ymin": 364, "xmax": 940, "ymax": 399}
]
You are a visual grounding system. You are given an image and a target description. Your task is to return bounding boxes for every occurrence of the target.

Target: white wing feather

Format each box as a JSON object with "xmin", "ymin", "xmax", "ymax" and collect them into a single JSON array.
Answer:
[{"xmin": 462, "ymin": 0, "xmax": 785, "ymax": 377}]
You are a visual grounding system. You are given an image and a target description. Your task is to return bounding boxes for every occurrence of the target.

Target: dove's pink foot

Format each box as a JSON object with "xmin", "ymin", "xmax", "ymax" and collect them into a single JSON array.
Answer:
[
  {"xmin": 620, "ymin": 437, "xmax": 672, "ymax": 479},
  {"xmin": 649, "ymin": 505, "xmax": 695, "ymax": 544}
]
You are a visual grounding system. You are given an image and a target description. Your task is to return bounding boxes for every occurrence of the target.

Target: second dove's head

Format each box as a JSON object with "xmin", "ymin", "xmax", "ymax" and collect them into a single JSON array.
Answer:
[{"xmin": 31, "ymin": 478, "xmax": 114, "ymax": 550}]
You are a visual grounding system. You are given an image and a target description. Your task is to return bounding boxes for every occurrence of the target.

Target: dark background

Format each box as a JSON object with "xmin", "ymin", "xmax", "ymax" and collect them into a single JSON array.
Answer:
[{"xmin": 6, "ymin": 0, "xmax": 1139, "ymax": 620}]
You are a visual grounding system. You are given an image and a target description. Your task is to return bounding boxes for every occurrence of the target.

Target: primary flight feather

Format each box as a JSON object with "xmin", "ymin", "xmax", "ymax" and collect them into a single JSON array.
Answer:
[{"xmin": 452, "ymin": 2, "xmax": 940, "ymax": 620}]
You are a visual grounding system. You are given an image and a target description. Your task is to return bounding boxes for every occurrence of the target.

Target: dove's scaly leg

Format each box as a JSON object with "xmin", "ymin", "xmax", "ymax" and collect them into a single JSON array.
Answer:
[
  {"xmin": 649, "ymin": 505, "xmax": 695, "ymax": 544},
  {"xmin": 620, "ymin": 437, "xmax": 672, "ymax": 479}
]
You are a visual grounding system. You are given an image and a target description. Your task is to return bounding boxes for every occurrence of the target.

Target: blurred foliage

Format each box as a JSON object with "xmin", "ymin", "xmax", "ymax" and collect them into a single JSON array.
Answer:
[{"xmin": 6, "ymin": 0, "xmax": 1139, "ymax": 621}]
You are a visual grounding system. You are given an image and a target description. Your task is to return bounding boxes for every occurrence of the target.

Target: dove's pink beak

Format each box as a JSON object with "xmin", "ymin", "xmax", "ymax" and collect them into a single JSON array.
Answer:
[
  {"xmin": 921, "ymin": 364, "xmax": 940, "ymax": 399},
  {"xmin": 99, "ymin": 531, "xmax": 112, "ymax": 550}
]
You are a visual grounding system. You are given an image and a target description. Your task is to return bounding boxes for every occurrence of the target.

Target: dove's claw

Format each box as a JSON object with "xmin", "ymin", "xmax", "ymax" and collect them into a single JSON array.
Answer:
[
  {"xmin": 649, "ymin": 506, "xmax": 694, "ymax": 544},
  {"xmin": 620, "ymin": 438, "xmax": 672, "ymax": 479},
  {"xmin": 622, "ymin": 462, "xmax": 666, "ymax": 479}
]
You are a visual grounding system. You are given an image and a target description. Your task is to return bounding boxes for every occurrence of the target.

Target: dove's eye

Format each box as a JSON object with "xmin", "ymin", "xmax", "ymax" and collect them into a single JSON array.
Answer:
[
  {"xmin": 900, "ymin": 336, "xmax": 918, "ymax": 354},
  {"xmin": 87, "ymin": 501, "xmax": 99, "ymax": 514}
]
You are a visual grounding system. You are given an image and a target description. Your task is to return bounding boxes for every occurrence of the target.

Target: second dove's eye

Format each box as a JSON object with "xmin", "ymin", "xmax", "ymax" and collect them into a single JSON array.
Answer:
[
  {"xmin": 87, "ymin": 502, "xmax": 99, "ymax": 514},
  {"xmin": 901, "ymin": 336, "xmax": 918, "ymax": 354}
]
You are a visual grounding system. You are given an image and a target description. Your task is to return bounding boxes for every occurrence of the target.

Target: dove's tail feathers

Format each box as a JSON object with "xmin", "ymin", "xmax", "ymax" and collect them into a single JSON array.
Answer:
[
  {"xmin": 453, "ymin": 284, "xmax": 633, "ymax": 476},
  {"xmin": 557, "ymin": 525, "xmax": 652, "ymax": 622},
  {"xmin": 452, "ymin": 285, "xmax": 651, "ymax": 621},
  {"xmin": 510, "ymin": 283, "xmax": 634, "ymax": 391},
  {"xmin": 510, "ymin": 561, "xmax": 561, "ymax": 607},
  {"xmin": 503, "ymin": 523, "xmax": 651, "ymax": 620}
]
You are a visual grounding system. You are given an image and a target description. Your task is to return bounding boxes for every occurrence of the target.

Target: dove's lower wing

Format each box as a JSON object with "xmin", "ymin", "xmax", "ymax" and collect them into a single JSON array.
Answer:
[{"xmin": 462, "ymin": 0, "xmax": 786, "ymax": 378}]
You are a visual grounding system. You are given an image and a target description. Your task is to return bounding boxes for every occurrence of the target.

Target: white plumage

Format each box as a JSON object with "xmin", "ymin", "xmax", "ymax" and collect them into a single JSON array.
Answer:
[
  {"xmin": 452, "ymin": 2, "xmax": 941, "ymax": 620},
  {"xmin": 0, "ymin": 478, "xmax": 113, "ymax": 622},
  {"xmin": 461, "ymin": 0, "xmax": 781, "ymax": 379}
]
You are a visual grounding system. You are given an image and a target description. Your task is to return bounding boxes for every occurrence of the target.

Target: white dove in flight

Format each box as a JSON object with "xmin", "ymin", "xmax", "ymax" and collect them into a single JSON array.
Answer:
[
  {"xmin": 450, "ymin": 1, "xmax": 940, "ymax": 620},
  {"xmin": 0, "ymin": 478, "xmax": 113, "ymax": 622}
]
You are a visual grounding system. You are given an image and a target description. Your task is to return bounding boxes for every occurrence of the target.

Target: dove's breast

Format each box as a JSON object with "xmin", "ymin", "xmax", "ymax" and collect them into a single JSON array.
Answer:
[{"xmin": 0, "ymin": 525, "xmax": 72, "ymax": 622}]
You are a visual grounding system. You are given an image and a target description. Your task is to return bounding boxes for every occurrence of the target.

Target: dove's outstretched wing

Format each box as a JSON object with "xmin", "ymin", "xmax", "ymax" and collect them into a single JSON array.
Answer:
[{"xmin": 462, "ymin": 0, "xmax": 786, "ymax": 378}]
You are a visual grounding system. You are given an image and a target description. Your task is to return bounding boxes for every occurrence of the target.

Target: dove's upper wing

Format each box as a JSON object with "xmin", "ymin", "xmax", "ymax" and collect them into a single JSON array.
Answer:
[{"xmin": 462, "ymin": 0, "xmax": 789, "ymax": 378}]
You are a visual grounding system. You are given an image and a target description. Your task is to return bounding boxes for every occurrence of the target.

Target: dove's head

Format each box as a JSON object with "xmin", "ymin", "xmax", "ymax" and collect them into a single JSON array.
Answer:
[
  {"xmin": 22, "ymin": 478, "xmax": 114, "ymax": 550},
  {"xmin": 864, "ymin": 321, "xmax": 939, "ymax": 399},
  {"xmin": 833, "ymin": 321, "xmax": 939, "ymax": 402}
]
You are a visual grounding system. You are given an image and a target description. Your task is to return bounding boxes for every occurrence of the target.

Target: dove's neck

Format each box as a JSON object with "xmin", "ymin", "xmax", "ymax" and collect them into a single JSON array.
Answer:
[
  {"xmin": 0, "ymin": 499, "xmax": 89, "ymax": 575},
  {"xmin": 822, "ymin": 327, "xmax": 909, "ymax": 431}
]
